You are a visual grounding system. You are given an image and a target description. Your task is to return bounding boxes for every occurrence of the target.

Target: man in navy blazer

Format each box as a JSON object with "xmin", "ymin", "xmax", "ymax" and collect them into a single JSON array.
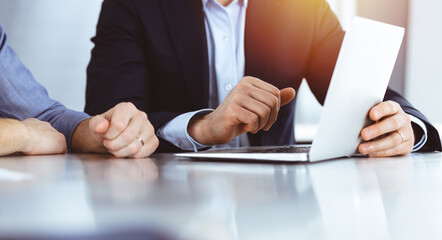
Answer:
[{"xmin": 85, "ymin": 0, "xmax": 441, "ymax": 155}]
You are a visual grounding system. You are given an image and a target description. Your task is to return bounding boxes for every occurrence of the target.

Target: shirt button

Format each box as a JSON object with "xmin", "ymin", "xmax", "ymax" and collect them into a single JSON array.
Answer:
[
  {"xmin": 225, "ymin": 84, "xmax": 232, "ymax": 91},
  {"xmin": 223, "ymin": 34, "xmax": 230, "ymax": 41}
]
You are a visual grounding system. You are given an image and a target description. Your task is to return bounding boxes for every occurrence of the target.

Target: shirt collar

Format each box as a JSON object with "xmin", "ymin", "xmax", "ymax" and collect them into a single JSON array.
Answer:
[{"xmin": 201, "ymin": 0, "xmax": 248, "ymax": 8}]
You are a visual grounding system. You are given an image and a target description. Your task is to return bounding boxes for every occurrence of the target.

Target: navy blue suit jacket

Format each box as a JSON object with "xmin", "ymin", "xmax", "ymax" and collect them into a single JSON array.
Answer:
[{"xmin": 85, "ymin": 0, "xmax": 441, "ymax": 152}]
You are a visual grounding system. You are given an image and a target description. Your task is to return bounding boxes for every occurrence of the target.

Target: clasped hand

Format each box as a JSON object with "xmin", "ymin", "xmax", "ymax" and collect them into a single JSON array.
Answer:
[
  {"xmin": 358, "ymin": 100, "xmax": 414, "ymax": 157},
  {"xmin": 88, "ymin": 102, "xmax": 159, "ymax": 158}
]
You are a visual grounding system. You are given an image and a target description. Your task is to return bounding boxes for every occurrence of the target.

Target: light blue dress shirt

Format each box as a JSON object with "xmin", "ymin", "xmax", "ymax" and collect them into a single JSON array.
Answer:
[
  {"xmin": 157, "ymin": 0, "xmax": 427, "ymax": 152},
  {"xmin": 158, "ymin": 0, "xmax": 248, "ymax": 151},
  {"xmin": 0, "ymin": 23, "xmax": 89, "ymax": 151}
]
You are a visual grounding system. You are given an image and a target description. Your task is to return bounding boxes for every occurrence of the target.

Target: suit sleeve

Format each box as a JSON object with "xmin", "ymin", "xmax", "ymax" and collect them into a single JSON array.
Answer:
[
  {"xmin": 85, "ymin": 0, "xmax": 185, "ymax": 152},
  {"xmin": 384, "ymin": 88, "xmax": 441, "ymax": 152},
  {"xmin": 304, "ymin": 0, "xmax": 441, "ymax": 152}
]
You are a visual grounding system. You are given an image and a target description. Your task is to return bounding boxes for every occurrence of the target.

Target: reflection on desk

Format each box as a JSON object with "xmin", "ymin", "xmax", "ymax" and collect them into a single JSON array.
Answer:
[{"xmin": 0, "ymin": 153, "xmax": 441, "ymax": 240}]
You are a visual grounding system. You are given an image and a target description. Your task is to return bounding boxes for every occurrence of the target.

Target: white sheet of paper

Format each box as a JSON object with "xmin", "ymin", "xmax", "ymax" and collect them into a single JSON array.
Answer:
[{"xmin": 309, "ymin": 17, "xmax": 405, "ymax": 161}]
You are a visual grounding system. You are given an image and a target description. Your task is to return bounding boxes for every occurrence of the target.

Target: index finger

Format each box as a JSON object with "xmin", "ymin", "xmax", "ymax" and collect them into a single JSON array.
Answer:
[
  {"xmin": 244, "ymin": 77, "xmax": 280, "ymax": 98},
  {"xmin": 369, "ymin": 101, "xmax": 400, "ymax": 121}
]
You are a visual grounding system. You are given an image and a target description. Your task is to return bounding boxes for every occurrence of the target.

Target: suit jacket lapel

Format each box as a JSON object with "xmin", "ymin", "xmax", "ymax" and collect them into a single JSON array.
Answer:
[{"xmin": 159, "ymin": 0, "xmax": 210, "ymax": 109}]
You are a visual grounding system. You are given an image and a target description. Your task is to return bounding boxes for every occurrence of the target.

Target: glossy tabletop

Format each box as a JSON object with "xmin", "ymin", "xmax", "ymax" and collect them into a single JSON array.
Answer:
[{"xmin": 0, "ymin": 152, "xmax": 441, "ymax": 240}]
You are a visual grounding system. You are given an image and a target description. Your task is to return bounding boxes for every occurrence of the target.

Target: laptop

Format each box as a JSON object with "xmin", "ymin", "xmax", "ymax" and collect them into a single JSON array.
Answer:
[{"xmin": 175, "ymin": 17, "xmax": 405, "ymax": 162}]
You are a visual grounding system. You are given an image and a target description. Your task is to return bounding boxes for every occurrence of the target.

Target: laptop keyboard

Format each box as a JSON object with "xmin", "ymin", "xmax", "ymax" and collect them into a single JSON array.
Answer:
[{"xmin": 249, "ymin": 146, "xmax": 311, "ymax": 153}]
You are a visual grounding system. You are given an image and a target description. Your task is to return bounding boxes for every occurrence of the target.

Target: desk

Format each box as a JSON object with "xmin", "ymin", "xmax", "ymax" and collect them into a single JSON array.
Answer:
[{"xmin": 0, "ymin": 153, "xmax": 441, "ymax": 240}]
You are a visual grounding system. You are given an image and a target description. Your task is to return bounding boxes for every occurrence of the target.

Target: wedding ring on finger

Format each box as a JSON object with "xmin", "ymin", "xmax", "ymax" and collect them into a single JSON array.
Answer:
[
  {"xmin": 396, "ymin": 131, "xmax": 406, "ymax": 144},
  {"xmin": 136, "ymin": 137, "xmax": 145, "ymax": 147}
]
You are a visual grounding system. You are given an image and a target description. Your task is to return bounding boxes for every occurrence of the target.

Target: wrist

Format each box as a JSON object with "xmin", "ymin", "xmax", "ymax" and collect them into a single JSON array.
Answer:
[
  {"xmin": 188, "ymin": 113, "xmax": 214, "ymax": 145},
  {"xmin": 72, "ymin": 118, "xmax": 107, "ymax": 153},
  {"xmin": 19, "ymin": 121, "xmax": 35, "ymax": 154}
]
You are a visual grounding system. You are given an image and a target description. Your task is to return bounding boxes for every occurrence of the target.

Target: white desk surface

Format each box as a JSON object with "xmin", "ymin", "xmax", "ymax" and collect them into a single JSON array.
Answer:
[{"xmin": 0, "ymin": 152, "xmax": 441, "ymax": 240}]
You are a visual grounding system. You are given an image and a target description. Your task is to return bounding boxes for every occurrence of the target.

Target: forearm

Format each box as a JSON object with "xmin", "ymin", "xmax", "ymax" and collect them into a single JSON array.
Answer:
[
  {"xmin": 0, "ymin": 119, "xmax": 28, "ymax": 156},
  {"xmin": 71, "ymin": 119, "xmax": 107, "ymax": 154}
]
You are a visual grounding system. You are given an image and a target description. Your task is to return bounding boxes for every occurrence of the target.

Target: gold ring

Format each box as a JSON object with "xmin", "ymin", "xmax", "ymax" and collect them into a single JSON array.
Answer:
[
  {"xmin": 396, "ymin": 131, "xmax": 406, "ymax": 144},
  {"xmin": 136, "ymin": 137, "xmax": 145, "ymax": 147}
]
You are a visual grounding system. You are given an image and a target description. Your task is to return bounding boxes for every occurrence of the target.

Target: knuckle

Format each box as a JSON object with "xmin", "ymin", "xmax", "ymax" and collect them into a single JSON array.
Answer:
[
  {"xmin": 391, "ymin": 116, "xmax": 401, "ymax": 129},
  {"xmin": 363, "ymin": 127, "xmax": 376, "ymax": 140},
  {"xmin": 112, "ymin": 122, "xmax": 126, "ymax": 132},
  {"xmin": 139, "ymin": 111, "xmax": 148, "ymax": 120},
  {"xmin": 225, "ymin": 103, "xmax": 236, "ymax": 114},
  {"xmin": 251, "ymin": 114, "xmax": 259, "ymax": 124},
  {"xmin": 264, "ymin": 106, "xmax": 271, "ymax": 116},
  {"xmin": 148, "ymin": 123, "xmax": 156, "ymax": 133},
  {"xmin": 152, "ymin": 137, "xmax": 160, "ymax": 149},
  {"xmin": 116, "ymin": 102, "xmax": 126, "ymax": 109},
  {"xmin": 241, "ymin": 83, "xmax": 253, "ymax": 93},
  {"xmin": 404, "ymin": 114, "xmax": 411, "ymax": 124},
  {"xmin": 148, "ymin": 127, "xmax": 156, "ymax": 137},
  {"xmin": 236, "ymin": 81, "xmax": 246, "ymax": 90},
  {"xmin": 133, "ymin": 110, "xmax": 147, "ymax": 121},
  {"xmin": 393, "ymin": 134, "xmax": 402, "ymax": 145},
  {"xmin": 242, "ymin": 76, "xmax": 254, "ymax": 83},
  {"xmin": 389, "ymin": 101, "xmax": 398, "ymax": 111},
  {"xmin": 123, "ymin": 102, "xmax": 133, "ymax": 108},
  {"xmin": 231, "ymin": 93, "xmax": 241, "ymax": 102},
  {"xmin": 270, "ymin": 86, "xmax": 280, "ymax": 97},
  {"xmin": 256, "ymin": 107, "xmax": 266, "ymax": 118},
  {"xmin": 128, "ymin": 144, "xmax": 140, "ymax": 155},
  {"xmin": 122, "ymin": 132, "xmax": 135, "ymax": 143},
  {"xmin": 271, "ymin": 96, "xmax": 278, "ymax": 108}
]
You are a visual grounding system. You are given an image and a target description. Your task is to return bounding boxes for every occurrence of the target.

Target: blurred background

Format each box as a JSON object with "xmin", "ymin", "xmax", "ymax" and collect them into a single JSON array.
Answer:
[{"xmin": 0, "ymin": 0, "xmax": 441, "ymax": 140}]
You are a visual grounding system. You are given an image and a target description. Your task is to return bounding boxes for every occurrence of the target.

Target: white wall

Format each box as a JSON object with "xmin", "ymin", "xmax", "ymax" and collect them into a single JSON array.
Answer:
[
  {"xmin": 357, "ymin": 0, "xmax": 409, "ymax": 95},
  {"xmin": 0, "ymin": 0, "xmax": 103, "ymax": 111},
  {"xmin": 406, "ymin": 0, "xmax": 442, "ymax": 125}
]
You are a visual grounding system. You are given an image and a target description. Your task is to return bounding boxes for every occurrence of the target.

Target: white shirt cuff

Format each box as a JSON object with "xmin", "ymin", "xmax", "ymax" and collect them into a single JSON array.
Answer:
[
  {"xmin": 157, "ymin": 109, "xmax": 214, "ymax": 152},
  {"xmin": 409, "ymin": 115, "xmax": 428, "ymax": 152}
]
